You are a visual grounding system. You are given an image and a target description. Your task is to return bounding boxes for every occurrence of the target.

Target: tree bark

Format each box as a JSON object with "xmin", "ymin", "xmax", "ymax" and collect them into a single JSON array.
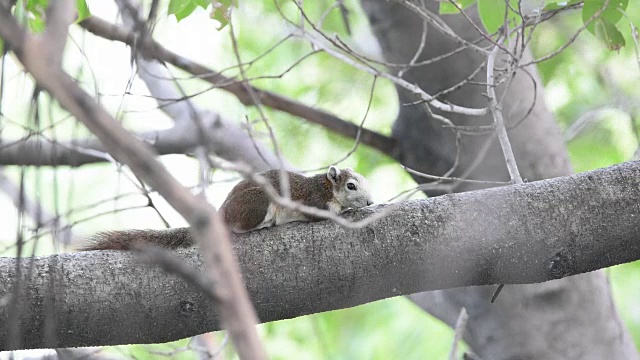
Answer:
[
  {"xmin": 1, "ymin": 161, "xmax": 639, "ymax": 350},
  {"xmin": 360, "ymin": 1, "xmax": 638, "ymax": 359}
]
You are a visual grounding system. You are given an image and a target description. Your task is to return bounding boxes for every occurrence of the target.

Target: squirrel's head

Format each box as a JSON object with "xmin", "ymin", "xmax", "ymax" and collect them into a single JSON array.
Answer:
[{"xmin": 327, "ymin": 166, "xmax": 374, "ymax": 209}]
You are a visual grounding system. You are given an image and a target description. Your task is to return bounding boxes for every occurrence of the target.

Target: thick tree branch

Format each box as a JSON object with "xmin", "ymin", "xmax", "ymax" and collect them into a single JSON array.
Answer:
[
  {"xmin": 78, "ymin": 16, "xmax": 400, "ymax": 159},
  {"xmin": 1, "ymin": 161, "xmax": 639, "ymax": 349}
]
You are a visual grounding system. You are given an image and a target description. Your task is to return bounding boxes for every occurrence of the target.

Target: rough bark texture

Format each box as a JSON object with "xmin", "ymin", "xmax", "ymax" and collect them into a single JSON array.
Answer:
[
  {"xmin": 360, "ymin": 1, "xmax": 638, "ymax": 359},
  {"xmin": 1, "ymin": 161, "xmax": 639, "ymax": 350}
]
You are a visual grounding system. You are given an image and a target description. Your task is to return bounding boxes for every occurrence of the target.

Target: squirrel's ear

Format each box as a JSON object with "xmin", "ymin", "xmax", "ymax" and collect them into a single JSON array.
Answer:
[{"xmin": 327, "ymin": 166, "xmax": 341, "ymax": 185}]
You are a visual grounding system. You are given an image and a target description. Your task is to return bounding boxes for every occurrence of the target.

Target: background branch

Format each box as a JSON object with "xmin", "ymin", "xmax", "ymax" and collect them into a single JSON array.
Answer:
[
  {"xmin": 0, "ymin": 8, "xmax": 266, "ymax": 359},
  {"xmin": 78, "ymin": 16, "xmax": 400, "ymax": 159},
  {"xmin": 0, "ymin": 167, "xmax": 77, "ymax": 245}
]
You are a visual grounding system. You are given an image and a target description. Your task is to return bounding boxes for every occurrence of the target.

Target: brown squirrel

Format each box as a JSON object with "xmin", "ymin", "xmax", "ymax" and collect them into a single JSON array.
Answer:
[{"xmin": 81, "ymin": 166, "xmax": 373, "ymax": 251}]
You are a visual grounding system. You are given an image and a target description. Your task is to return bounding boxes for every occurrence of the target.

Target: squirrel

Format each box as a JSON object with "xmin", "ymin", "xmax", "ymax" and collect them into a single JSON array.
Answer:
[{"xmin": 80, "ymin": 166, "xmax": 373, "ymax": 251}]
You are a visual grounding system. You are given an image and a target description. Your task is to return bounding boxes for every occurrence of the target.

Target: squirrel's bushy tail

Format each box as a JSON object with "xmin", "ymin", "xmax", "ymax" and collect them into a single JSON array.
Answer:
[{"xmin": 79, "ymin": 227, "xmax": 194, "ymax": 251}]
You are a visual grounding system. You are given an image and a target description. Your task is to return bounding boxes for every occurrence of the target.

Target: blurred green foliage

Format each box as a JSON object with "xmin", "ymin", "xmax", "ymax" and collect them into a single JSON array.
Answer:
[{"xmin": 441, "ymin": 0, "xmax": 631, "ymax": 51}]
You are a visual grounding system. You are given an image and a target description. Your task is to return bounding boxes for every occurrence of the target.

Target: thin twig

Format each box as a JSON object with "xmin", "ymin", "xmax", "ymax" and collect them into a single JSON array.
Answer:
[
  {"xmin": 289, "ymin": 2, "xmax": 490, "ymax": 117},
  {"xmin": 78, "ymin": 17, "xmax": 399, "ymax": 158},
  {"xmin": 520, "ymin": 0, "xmax": 611, "ymax": 66},
  {"xmin": 403, "ymin": 165, "xmax": 508, "ymax": 186},
  {"xmin": 487, "ymin": 37, "xmax": 523, "ymax": 184},
  {"xmin": 449, "ymin": 307, "xmax": 468, "ymax": 360},
  {"xmin": 227, "ymin": 15, "xmax": 291, "ymax": 200},
  {"xmin": 0, "ymin": 167, "xmax": 77, "ymax": 246},
  {"xmin": 395, "ymin": 0, "xmax": 490, "ymax": 55}
]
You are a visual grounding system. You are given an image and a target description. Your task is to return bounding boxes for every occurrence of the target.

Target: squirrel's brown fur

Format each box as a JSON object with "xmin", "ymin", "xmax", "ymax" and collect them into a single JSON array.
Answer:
[
  {"xmin": 80, "ymin": 168, "xmax": 372, "ymax": 251},
  {"xmin": 220, "ymin": 170, "xmax": 334, "ymax": 232},
  {"xmin": 79, "ymin": 228, "xmax": 194, "ymax": 251}
]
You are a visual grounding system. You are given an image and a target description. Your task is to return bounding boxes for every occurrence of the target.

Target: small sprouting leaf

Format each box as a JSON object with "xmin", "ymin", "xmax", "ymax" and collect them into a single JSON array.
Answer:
[
  {"xmin": 28, "ymin": 17, "xmax": 46, "ymax": 33},
  {"xmin": 439, "ymin": 0, "xmax": 476, "ymax": 15},
  {"xmin": 210, "ymin": 0, "xmax": 236, "ymax": 30},
  {"xmin": 25, "ymin": 0, "xmax": 47, "ymax": 26},
  {"xmin": 477, "ymin": 0, "xmax": 521, "ymax": 35},
  {"xmin": 26, "ymin": 0, "xmax": 48, "ymax": 14},
  {"xmin": 0, "ymin": 39, "xmax": 4, "ymax": 58},
  {"xmin": 593, "ymin": 18, "xmax": 625, "ymax": 51},
  {"xmin": 582, "ymin": 0, "xmax": 628, "ymax": 34},
  {"xmin": 75, "ymin": 0, "xmax": 91, "ymax": 22}
]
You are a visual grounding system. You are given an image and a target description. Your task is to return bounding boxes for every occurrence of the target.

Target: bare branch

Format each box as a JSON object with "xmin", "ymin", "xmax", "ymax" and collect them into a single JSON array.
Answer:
[
  {"xmin": 130, "ymin": 59, "xmax": 291, "ymax": 171},
  {"xmin": 0, "ymin": 9, "xmax": 266, "ymax": 359},
  {"xmin": 78, "ymin": 17, "xmax": 399, "ymax": 159},
  {"xmin": 0, "ymin": 106, "xmax": 293, "ymax": 170},
  {"xmin": 520, "ymin": 0, "xmax": 611, "ymax": 67},
  {"xmin": 394, "ymin": 0, "xmax": 491, "ymax": 55},
  {"xmin": 43, "ymin": 0, "xmax": 75, "ymax": 66},
  {"xmin": 0, "ymin": 168, "xmax": 76, "ymax": 245},
  {"xmin": 290, "ymin": 3, "xmax": 489, "ymax": 117},
  {"xmin": 449, "ymin": 308, "xmax": 468, "ymax": 360},
  {"xmin": 487, "ymin": 38, "xmax": 523, "ymax": 184}
]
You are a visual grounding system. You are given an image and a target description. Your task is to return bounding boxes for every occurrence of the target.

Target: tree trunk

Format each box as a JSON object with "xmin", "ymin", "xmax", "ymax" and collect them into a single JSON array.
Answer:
[{"xmin": 359, "ymin": 1, "xmax": 638, "ymax": 358}]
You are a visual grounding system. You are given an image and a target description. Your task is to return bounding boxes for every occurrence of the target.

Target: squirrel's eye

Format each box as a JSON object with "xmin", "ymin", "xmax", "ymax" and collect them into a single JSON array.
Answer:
[{"xmin": 347, "ymin": 183, "xmax": 357, "ymax": 190}]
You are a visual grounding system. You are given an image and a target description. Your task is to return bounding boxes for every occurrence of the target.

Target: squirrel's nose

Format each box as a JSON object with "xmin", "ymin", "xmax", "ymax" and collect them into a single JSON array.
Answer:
[{"xmin": 367, "ymin": 200, "xmax": 374, "ymax": 206}]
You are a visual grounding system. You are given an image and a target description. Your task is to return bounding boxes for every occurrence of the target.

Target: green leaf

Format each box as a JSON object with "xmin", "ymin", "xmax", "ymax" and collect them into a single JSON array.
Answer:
[
  {"xmin": 75, "ymin": 0, "xmax": 91, "ymax": 22},
  {"xmin": 210, "ymin": 0, "xmax": 236, "ymax": 30},
  {"xmin": 593, "ymin": 18, "xmax": 625, "ymax": 50},
  {"xmin": 582, "ymin": 0, "xmax": 628, "ymax": 34},
  {"xmin": 0, "ymin": 38, "xmax": 4, "ymax": 58},
  {"xmin": 439, "ymin": 0, "xmax": 476, "ymax": 15},
  {"xmin": 168, "ymin": 0, "xmax": 191, "ymax": 15},
  {"xmin": 25, "ymin": 0, "xmax": 47, "ymax": 26},
  {"xmin": 26, "ymin": 0, "xmax": 48, "ymax": 13},
  {"xmin": 477, "ymin": 0, "xmax": 521, "ymax": 34},
  {"xmin": 174, "ymin": 1, "xmax": 198, "ymax": 21},
  {"xmin": 28, "ymin": 17, "xmax": 46, "ymax": 33},
  {"xmin": 194, "ymin": 0, "xmax": 210, "ymax": 8},
  {"xmin": 23, "ymin": 0, "xmax": 91, "ymax": 26}
]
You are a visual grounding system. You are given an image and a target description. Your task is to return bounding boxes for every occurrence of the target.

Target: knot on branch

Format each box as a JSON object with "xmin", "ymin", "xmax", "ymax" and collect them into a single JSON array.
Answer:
[
  {"xmin": 179, "ymin": 300, "xmax": 197, "ymax": 317},
  {"xmin": 403, "ymin": 224, "xmax": 420, "ymax": 238},
  {"xmin": 192, "ymin": 212, "xmax": 211, "ymax": 232},
  {"xmin": 548, "ymin": 250, "xmax": 572, "ymax": 279}
]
